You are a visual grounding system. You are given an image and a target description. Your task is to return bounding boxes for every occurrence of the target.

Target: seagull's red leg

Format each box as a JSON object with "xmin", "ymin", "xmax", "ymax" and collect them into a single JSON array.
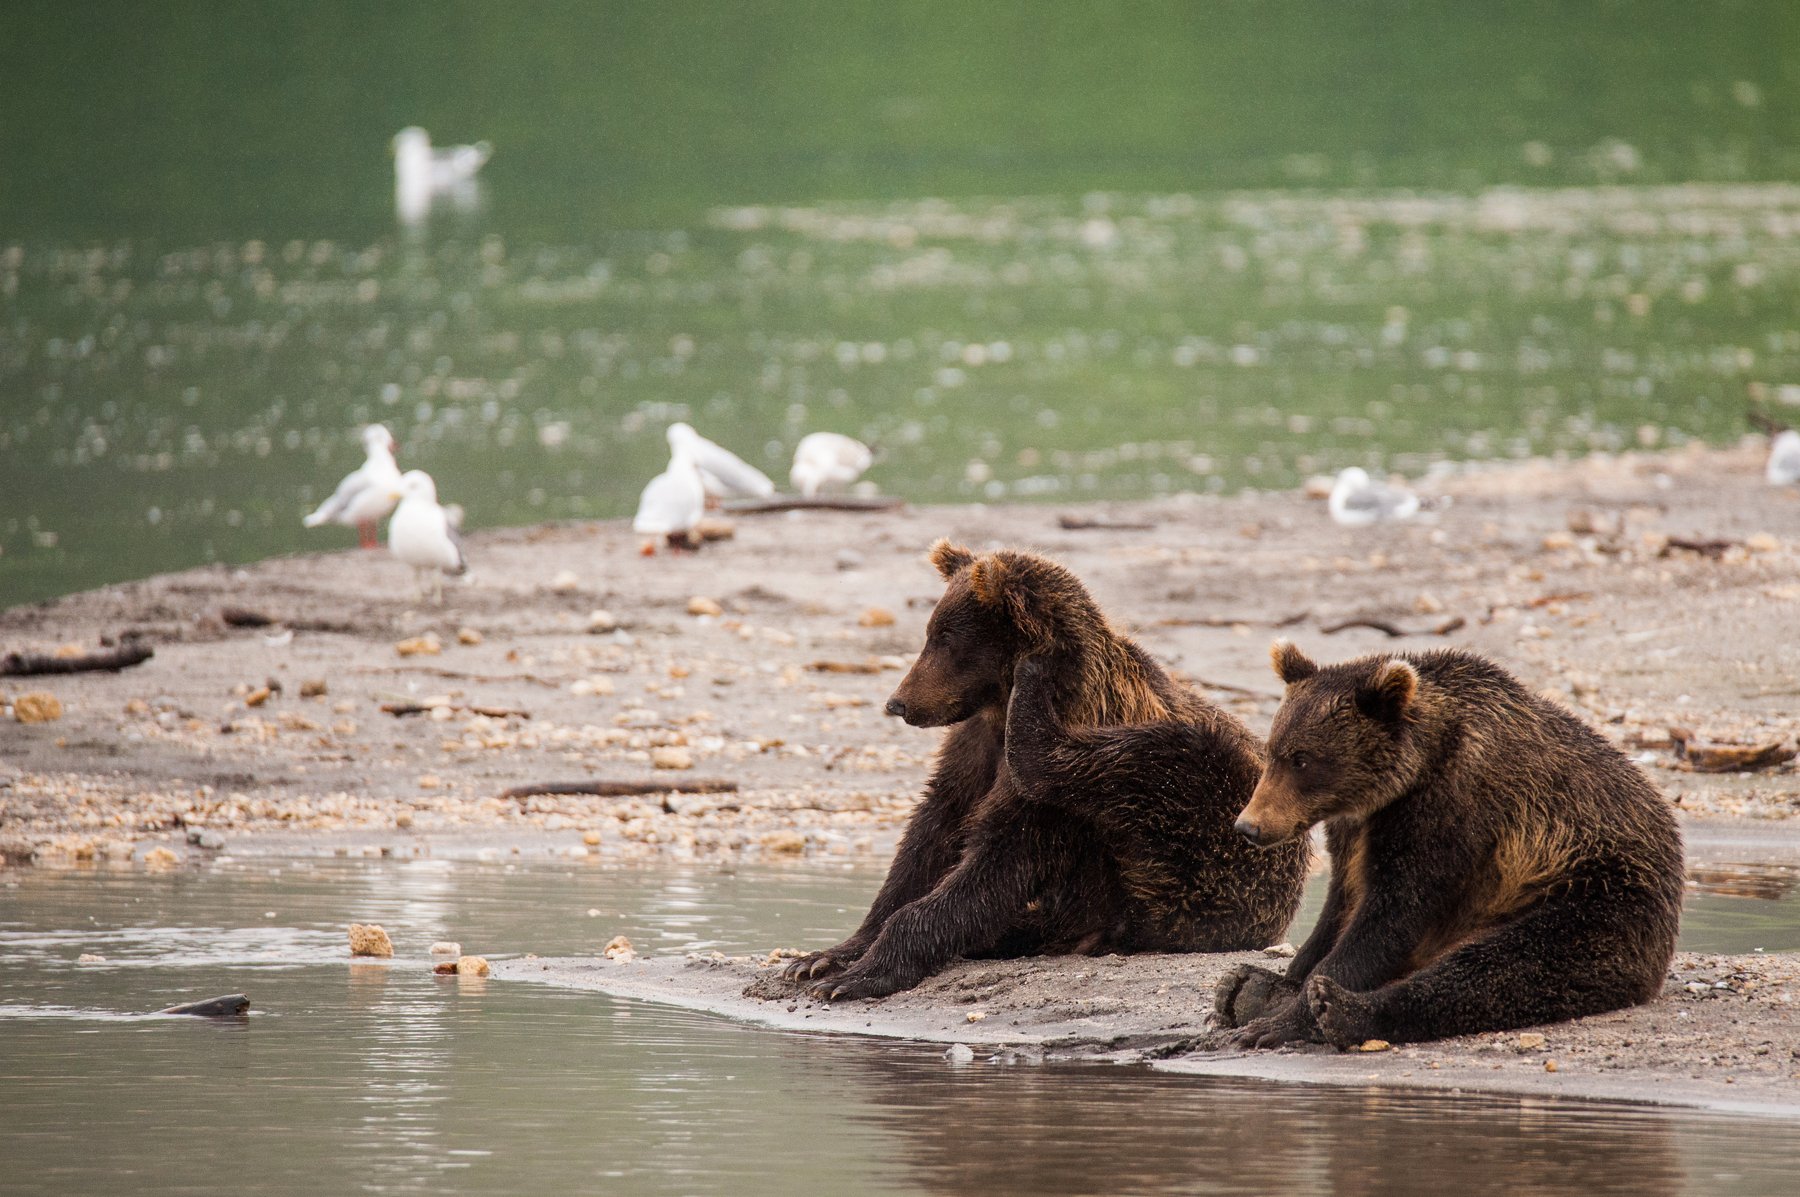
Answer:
[{"xmin": 358, "ymin": 520, "xmax": 378, "ymax": 549}]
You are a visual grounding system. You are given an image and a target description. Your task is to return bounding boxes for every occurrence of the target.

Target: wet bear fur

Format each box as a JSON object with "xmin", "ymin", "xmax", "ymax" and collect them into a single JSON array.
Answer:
[
  {"xmin": 1215, "ymin": 642, "xmax": 1684, "ymax": 1048},
  {"xmin": 780, "ymin": 540, "xmax": 1306, "ymax": 1000}
]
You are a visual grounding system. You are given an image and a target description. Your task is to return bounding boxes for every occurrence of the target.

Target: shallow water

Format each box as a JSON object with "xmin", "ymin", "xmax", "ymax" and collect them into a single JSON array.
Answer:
[
  {"xmin": 5, "ymin": 4, "xmax": 1800, "ymax": 604},
  {"xmin": 2, "ymin": 858, "xmax": 1799, "ymax": 1196}
]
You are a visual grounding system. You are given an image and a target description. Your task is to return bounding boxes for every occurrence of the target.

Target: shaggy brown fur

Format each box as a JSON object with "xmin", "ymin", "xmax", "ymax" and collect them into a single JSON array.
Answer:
[
  {"xmin": 780, "ymin": 541, "xmax": 1304, "ymax": 1000},
  {"xmin": 1215, "ymin": 642, "xmax": 1684, "ymax": 1048}
]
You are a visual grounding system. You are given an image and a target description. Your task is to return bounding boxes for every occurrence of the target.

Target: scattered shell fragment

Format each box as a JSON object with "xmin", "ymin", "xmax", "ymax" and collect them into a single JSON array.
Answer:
[
  {"xmin": 550, "ymin": 571, "xmax": 581, "ymax": 594},
  {"xmin": 687, "ymin": 596, "xmax": 723, "ymax": 617},
  {"xmin": 142, "ymin": 846, "xmax": 179, "ymax": 870},
  {"xmin": 395, "ymin": 634, "xmax": 441, "ymax": 657},
  {"xmin": 965, "ymin": 1011, "xmax": 988, "ymax": 1023},
  {"xmin": 456, "ymin": 627, "xmax": 483, "ymax": 646},
  {"xmin": 586, "ymin": 609, "xmax": 618, "ymax": 633},
  {"xmin": 1544, "ymin": 1059, "xmax": 1560, "ymax": 1073},
  {"xmin": 298, "ymin": 679, "xmax": 328, "ymax": 698},
  {"xmin": 858, "ymin": 606, "xmax": 896, "ymax": 628},
  {"xmin": 652, "ymin": 746, "xmax": 694, "ymax": 770},
  {"xmin": 349, "ymin": 923, "xmax": 394, "ymax": 958},
  {"xmin": 245, "ymin": 686, "xmax": 273, "ymax": 707},
  {"xmin": 455, "ymin": 955, "xmax": 490, "ymax": 977},
  {"xmin": 1515, "ymin": 1032, "xmax": 1547, "ymax": 1051},
  {"xmin": 1356, "ymin": 1039, "xmax": 1392, "ymax": 1053},
  {"xmin": 12, "ymin": 692, "xmax": 63, "ymax": 723},
  {"xmin": 429, "ymin": 941, "xmax": 462, "ymax": 956},
  {"xmin": 603, "ymin": 935, "xmax": 635, "ymax": 961},
  {"xmin": 1262, "ymin": 942, "xmax": 1297, "ymax": 958}
]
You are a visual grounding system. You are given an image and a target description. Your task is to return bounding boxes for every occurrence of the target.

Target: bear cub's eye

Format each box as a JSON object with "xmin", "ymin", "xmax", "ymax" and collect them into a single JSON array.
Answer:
[{"xmin": 1288, "ymin": 752, "xmax": 1310, "ymax": 772}]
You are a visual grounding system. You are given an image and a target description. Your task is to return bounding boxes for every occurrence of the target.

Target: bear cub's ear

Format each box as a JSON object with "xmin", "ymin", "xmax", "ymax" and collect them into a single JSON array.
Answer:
[
  {"xmin": 1357, "ymin": 658, "xmax": 1418, "ymax": 720},
  {"xmin": 928, "ymin": 539, "xmax": 976, "ymax": 579},
  {"xmin": 1270, "ymin": 639, "xmax": 1319, "ymax": 685}
]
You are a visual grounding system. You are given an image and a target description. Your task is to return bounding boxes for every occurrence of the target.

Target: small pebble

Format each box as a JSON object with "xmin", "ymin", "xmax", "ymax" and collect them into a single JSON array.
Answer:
[
  {"xmin": 687, "ymin": 596, "xmax": 723, "ymax": 617},
  {"xmin": 430, "ymin": 941, "xmax": 462, "ymax": 956},
  {"xmin": 348, "ymin": 923, "xmax": 394, "ymax": 958}
]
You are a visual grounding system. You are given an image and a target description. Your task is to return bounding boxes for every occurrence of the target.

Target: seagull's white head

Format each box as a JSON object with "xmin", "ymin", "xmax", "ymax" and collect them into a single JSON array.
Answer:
[
  {"xmin": 363, "ymin": 424, "xmax": 398, "ymax": 457},
  {"xmin": 666, "ymin": 422, "xmax": 700, "ymax": 450},
  {"xmin": 1334, "ymin": 467, "xmax": 1371, "ymax": 491},
  {"xmin": 397, "ymin": 469, "xmax": 438, "ymax": 504},
  {"xmin": 392, "ymin": 127, "xmax": 430, "ymax": 156}
]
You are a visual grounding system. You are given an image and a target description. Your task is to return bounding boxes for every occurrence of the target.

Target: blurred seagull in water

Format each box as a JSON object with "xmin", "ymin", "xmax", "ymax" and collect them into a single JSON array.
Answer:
[
  {"xmin": 635, "ymin": 436, "xmax": 708, "ymax": 554},
  {"xmin": 1766, "ymin": 430, "xmax": 1800, "ymax": 486},
  {"xmin": 392, "ymin": 127, "xmax": 492, "ymax": 223},
  {"xmin": 667, "ymin": 422, "xmax": 774, "ymax": 502},
  {"xmin": 388, "ymin": 470, "xmax": 467, "ymax": 602},
  {"xmin": 790, "ymin": 432, "xmax": 874, "ymax": 497},
  {"xmin": 303, "ymin": 424, "xmax": 402, "ymax": 548},
  {"xmin": 1329, "ymin": 467, "xmax": 1421, "ymax": 527}
]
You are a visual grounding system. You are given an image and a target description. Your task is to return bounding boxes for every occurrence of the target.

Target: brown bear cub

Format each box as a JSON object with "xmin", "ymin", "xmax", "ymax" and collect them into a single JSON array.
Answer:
[
  {"xmin": 1215, "ymin": 642, "xmax": 1683, "ymax": 1049},
  {"xmin": 781, "ymin": 541, "xmax": 1306, "ymax": 1000}
]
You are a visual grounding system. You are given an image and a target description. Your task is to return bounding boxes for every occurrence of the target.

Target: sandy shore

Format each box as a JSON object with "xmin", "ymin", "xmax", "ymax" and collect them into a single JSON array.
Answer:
[
  {"xmin": 497, "ymin": 945, "xmax": 1800, "ymax": 1117},
  {"xmin": 2, "ymin": 441, "xmax": 1798, "ymax": 869}
]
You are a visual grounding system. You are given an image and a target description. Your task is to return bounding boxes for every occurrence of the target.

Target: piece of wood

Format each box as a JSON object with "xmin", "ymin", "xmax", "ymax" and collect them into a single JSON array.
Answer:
[
  {"xmin": 1660, "ymin": 537, "xmax": 1738, "ymax": 560},
  {"xmin": 501, "ymin": 778, "xmax": 740, "ymax": 801},
  {"xmin": 807, "ymin": 659, "xmax": 892, "ymax": 674},
  {"xmin": 355, "ymin": 665, "xmax": 566, "ymax": 689},
  {"xmin": 1319, "ymin": 616, "xmax": 1466, "ymax": 638},
  {"xmin": 219, "ymin": 606, "xmax": 361, "ymax": 634},
  {"xmin": 1058, "ymin": 515, "xmax": 1156, "ymax": 532},
  {"xmin": 1156, "ymin": 611, "xmax": 1310, "ymax": 629},
  {"xmin": 159, "ymin": 993, "xmax": 250, "ymax": 1017},
  {"xmin": 722, "ymin": 495, "xmax": 905, "ymax": 514},
  {"xmin": 381, "ymin": 701, "xmax": 532, "ymax": 720},
  {"xmin": 1, "ymin": 639, "xmax": 153, "ymax": 676},
  {"xmin": 1667, "ymin": 728, "xmax": 1798, "ymax": 773}
]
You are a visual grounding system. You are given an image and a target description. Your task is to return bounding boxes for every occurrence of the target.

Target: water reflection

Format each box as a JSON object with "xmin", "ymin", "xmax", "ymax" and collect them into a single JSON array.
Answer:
[{"xmin": 1, "ymin": 860, "xmax": 1797, "ymax": 1194}]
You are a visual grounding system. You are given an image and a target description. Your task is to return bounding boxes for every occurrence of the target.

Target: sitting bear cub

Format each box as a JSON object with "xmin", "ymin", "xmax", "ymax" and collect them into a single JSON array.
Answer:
[
  {"xmin": 1216, "ymin": 642, "xmax": 1683, "ymax": 1048},
  {"xmin": 781, "ymin": 541, "xmax": 1306, "ymax": 1000}
]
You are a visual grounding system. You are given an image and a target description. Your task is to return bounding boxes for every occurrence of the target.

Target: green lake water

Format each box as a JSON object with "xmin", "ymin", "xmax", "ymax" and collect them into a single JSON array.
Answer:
[
  {"xmin": 4, "ymin": 2, "xmax": 1800, "ymax": 605},
  {"xmin": 2, "ymin": 858, "xmax": 1798, "ymax": 1197}
]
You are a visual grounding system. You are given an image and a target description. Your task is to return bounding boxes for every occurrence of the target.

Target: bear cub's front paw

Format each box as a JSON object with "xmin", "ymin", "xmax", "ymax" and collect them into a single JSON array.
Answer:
[
  {"xmin": 1304, "ymin": 975, "xmax": 1380, "ymax": 1049},
  {"xmin": 1212, "ymin": 964, "xmax": 1298, "ymax": 1028}
]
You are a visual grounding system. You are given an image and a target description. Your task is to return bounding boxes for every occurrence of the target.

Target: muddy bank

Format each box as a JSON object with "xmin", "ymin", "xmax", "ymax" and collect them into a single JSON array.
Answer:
[
  {"xmin": 2, "ymin": 441, "xmax": 1798, "ymax": 866},
  {"xmin": 498, "ymin": 947, "xmax": 1800, "ymax": 1117}
]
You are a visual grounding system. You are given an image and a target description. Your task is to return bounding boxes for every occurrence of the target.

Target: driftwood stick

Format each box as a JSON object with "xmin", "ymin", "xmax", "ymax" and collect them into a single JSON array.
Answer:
[
  {"xmin": 2, "ymin": 639, "xmax": 153, "ymax": 676},
  {"xmin": 159, "ymin": 994, "xmax": 251, "ymax": 1017},
  {"xmin": 1156, "ymin": 611, "xmax": 1310, "ymax": 629},
  {"xmin": 1660, "ymin": 537, "xmax": 1738, "ymax": 560},
  {"xmin": 501, "ymin": 778, "xmax": 740, "ymax": 801},
  {"xmin": 722, "ymin": 495, "xmax": 904, "ymax": 515},
  {"xmin": 1058, "ymin": 515, "xmax": 1156, "ymax": 532},
  {"xmin": 381, "ymin": 701, "xmax": 532, "ymax": 719},
  {"xmin": 1319, "ymin": 616, "xmax": 1466, "ymax": 638},
  {"xmin": 219, "ymin": 606, "xmax": 361, "ymax": 634}
]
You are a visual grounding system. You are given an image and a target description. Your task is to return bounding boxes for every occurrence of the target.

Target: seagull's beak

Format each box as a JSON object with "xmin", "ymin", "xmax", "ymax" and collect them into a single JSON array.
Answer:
[{"xmin": 387, "ymin": 491, "xmax": 404, "ymax": 503}]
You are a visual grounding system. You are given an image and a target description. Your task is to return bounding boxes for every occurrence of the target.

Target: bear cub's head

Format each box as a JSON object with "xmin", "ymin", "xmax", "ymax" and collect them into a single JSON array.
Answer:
[
  {"xmin": 884, "ymin": 539, "xmax": 1072, "ymax": 727},
  {"xmin": 1234, "ymin": 640, "xmax": 1422, "ymax": 846}
]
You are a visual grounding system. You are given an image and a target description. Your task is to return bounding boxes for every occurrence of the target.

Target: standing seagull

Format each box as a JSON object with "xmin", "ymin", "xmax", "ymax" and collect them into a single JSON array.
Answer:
[
  {"xmin": 388, "ymin": 470, "xmax": 467, "ymax": 603},
  {"xmin": 634, "ymin": 438, "xmax": 707, "ymax": 554},
  {"xmin": 667, "ymin": 422, "xmax": 774, "ymax": 502},
  {"xmin": 392, "ymin": 127, "xmax": 492, "ymax": 224},
  {"xmin": 303, "ymin": 424, "xmax": 402, "ymax": 548},
  {"xmin": 790, "ymin": 432, "xmax": 874, "ymax": 497},
  {"xmin": 1328, "ymin": 467, "xmax": 1421, "ymax": 527},
  {"xmin": 1767, "ymin": 430, "xmax": 1800, "ymax": 486}
]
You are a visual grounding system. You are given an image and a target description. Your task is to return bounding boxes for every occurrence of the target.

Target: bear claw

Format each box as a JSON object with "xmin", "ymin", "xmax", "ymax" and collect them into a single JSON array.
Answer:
[{"xmin": 1304, "ymin": 976, "xmax": 1379, "ymax": 1049}]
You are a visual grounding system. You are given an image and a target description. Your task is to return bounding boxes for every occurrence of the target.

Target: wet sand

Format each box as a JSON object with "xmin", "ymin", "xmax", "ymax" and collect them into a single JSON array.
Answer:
[{"xmin": 499, "ymin": 946, "xmax": 1800, "ymax": 1118}]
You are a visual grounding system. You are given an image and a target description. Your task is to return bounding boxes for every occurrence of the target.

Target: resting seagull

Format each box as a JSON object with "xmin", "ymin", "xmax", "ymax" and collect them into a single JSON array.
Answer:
[
  {"xmin": 790, "ymin": 432, "xmax": 874, "ymax": 497},
  {"xmin": 392, "ymin": 127, "xmax": 492, "ymax": 223},
  {"xmin": 1767, "ymin": 430, "xmax": 1800, "ymax": 486},
  {"xmin": 388, "ymin": 470, "xmax": 467, "ymax": 602},
  {"xmin": 1328, "ymin": 467, "xmax": 1421, "ymax": 527},
  {"xmin": 303, "ymin": 424, "xmax": 402, "ymax": 548},
  {"xmin": 667, "ymin": 422, "xmax": 774, "ymax": 502},
  {"xmin": 634, "ymin": 438, "xmax": 707, "ymax": 554}
]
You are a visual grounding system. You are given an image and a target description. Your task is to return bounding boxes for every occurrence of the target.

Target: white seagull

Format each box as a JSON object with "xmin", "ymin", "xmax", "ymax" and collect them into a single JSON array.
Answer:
[
  {"xmin": 392, "ymin": 127, "xmax": 492, "ymax": 223},
  {"xmin": 667, "ymin": 422, "xmax": 774, "ymax": 502},
  {"xmin": 1328, "ymin": 467, "xmax": 1421, "ymax": 527},
  {"xmin": 1766, "ymin": 430, "xmax": 1800, "ymax": 486},
  {"xmin": 303, "ymin": 424, "xmax": 402, "ymax": 548},
  {"xmin": 790, "ymin": 432, "xmax": 874, "ymax": 497},
  {"xmin": 388, "ymin": 470, "xmax": 467, "ymax": 602},
  {"xmin": 634, "ymin": 438, "xmax": 708, "ymax": 554}
]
